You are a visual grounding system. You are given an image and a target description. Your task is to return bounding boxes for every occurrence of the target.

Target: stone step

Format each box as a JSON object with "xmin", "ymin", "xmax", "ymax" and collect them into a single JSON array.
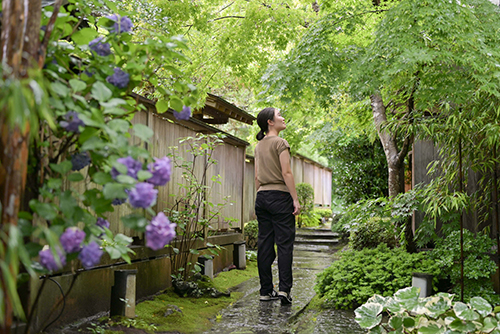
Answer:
[
  {"xmin": 295, "ymin": 231, "xmax": 338, "ymax": 239},
  {"xmin": 294, "ymin": 237, "xmax": 339, "ymax": 246}
]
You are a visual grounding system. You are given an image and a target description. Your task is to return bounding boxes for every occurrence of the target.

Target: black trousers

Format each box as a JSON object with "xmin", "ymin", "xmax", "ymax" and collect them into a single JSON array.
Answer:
[{"xmin": 255, "ymin": 190, "xmax": 296, "ymax": 295}]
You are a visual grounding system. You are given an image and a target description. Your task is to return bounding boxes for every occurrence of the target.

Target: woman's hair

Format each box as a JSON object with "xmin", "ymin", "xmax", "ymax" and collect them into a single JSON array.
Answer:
[{"xmin": 256, "ymin": 107, "xmax": 276, "ymax": 141}]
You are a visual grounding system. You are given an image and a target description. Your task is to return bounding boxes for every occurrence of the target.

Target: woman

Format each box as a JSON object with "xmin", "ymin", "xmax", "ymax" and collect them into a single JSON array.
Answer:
[{"xmin": 254, "ymin": 107, "xmax": 300, "ymax": 305}]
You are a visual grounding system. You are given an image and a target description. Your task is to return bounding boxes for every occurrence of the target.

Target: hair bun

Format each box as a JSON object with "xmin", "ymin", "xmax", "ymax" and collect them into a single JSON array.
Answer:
[{"xmin": 256, "ymin": 131, "xmax": 265, "ymax": 141}]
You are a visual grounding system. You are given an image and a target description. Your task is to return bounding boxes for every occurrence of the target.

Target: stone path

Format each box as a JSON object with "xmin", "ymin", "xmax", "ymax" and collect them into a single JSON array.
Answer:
[{"xmin": 203, "ymin": 227, "xmax": 365, "ymax": 334}]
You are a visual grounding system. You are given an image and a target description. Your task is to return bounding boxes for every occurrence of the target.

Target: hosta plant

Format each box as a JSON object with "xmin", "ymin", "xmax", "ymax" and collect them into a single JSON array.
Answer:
[{"xmin": 355, "ymin": 286, "xmax": 500, "ymax": 333}]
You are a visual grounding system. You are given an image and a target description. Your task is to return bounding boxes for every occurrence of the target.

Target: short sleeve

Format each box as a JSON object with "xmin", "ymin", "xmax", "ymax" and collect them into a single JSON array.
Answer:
[{"xmin": 276, "ymin": 138, "xmax": 290, "ymax": 156}]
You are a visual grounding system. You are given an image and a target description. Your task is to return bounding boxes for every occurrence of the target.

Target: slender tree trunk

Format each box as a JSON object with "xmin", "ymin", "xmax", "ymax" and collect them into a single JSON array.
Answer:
[
  {"xmin": 370, "ymin": 93, "xmax": 416, "ymax": 252},
  {"xmin": 0, "ymin": 1, "xmax": 42, "ymax": 332}
]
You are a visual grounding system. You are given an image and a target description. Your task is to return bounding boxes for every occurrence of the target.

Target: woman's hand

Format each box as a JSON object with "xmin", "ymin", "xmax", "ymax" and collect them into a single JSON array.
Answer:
[{"xmin": 293, "ymin": 199, "xmax": 300, "ymax": 215}]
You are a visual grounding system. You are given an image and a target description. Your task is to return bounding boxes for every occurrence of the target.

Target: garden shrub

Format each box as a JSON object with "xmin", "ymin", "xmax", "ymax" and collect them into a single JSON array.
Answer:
[
  {"xmin": 298, "ymin": 210, "xmax": 322, "ymax": 227},
  {"xmin": 313, "ymin": 208, "xmax": 333, "ymax": 220},
  {"xmin": 430, "ymin": 229, "xmax": 500, "ymax": 305},
  {"xmin": 349, "ymin": 216, "xmax": 398, "ymax": 250},
  {"xmin": 244, "ymin": 220, "xmax": 258, "ymax": 249},
  {"xmin": 296, "ymin": 182, "xmax": 315, "ymax": 227},
  {"xmin": 315, "ymin": 244, "xmax": 440, "ymax": 310}
]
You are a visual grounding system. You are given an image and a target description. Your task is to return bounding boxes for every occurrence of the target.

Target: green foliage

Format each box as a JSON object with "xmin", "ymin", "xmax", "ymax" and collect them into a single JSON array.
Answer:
[
  {"xmin": 296, "ymin": 182, "xmax": 314, "ymax": 227},
  {"xmin": 297, "ymin": 183, "xmax": 315, "ymax": 213},
  {"xmin": 312, "ymin": 208, "xmax": 332, "ymax": 220},
  {"xmin": 316, "ymin": 126, "xmax": 388, "ymax": 204},
  {"xmin": 298, "ymin": 211, "xmax": 322, "ymax": 228},
  {"xmin": 314, "ymin": 244, "xmax": 440, "ymax": 309},
  {"xmin": 430, "ymin": 230, "xmax": 500, "ymax": 305},
  {"xmin": 244, "ymin": 220, "xmax": 258, "ymax": 250},
  {"xmin": 355, "ymin": 287, "xmax": 500, "ymax": 334},
  {"xmin": 350, "ymin": 217, "xmax": 398, "ymax": 251},
  {"xmin": 315, "ymin": 244, "xmax": 441, "ymax": 310}
]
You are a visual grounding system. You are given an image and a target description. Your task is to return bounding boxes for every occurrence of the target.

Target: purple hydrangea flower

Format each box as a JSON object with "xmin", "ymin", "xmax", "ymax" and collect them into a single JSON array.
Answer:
[
  {"xmin": 78, "ymin": 241, "xmax": 103, "ymax": 269},
  {"xmin": 60, "ymin": 227, "xmax": 86, "ymax": 253},
  {"xmin": 96, "ymin": 217, "xmax": 110, "ymax": 230},
  {"xmin": 146, "ymin": 212, "xmax": 176, "ymax": 250},
  {"xmin": 106, "ymin": 14, "xmax": 133, "ymax": 33},
  {"xmin": 71, "ymin": 152, "xmax": 91, "ymax": 171},
  {"xmin": 147, "ymin": 157, "xmax": 172, "ymax": 186},
  {"xmin": 174, "ymin": 106, "xmax": 191, "ymax": 121},
  {"xmin": 111, "ymin": 156, "xmax": 142, "ymax": 180},
  {"xmin": 106, "ymin": 68, "xmax": 130, "ymax": 89},
  {"xmin": 112, "ymin": 197, "xmax": 127, "ymax": 206},
  {"xmin": 89, "ymin": 36, "xmax": 112, "ymax": 56},
  {"xmin": 39, "ymin": 247, "xmax": 66, "ymax": 271},
  {"xmin": 128, "ymin": 182, "xmax": 158, "ymax": 208},
  {"xmin": 60, "ymin": 111, "xmax": 85, "ymax": 133}
]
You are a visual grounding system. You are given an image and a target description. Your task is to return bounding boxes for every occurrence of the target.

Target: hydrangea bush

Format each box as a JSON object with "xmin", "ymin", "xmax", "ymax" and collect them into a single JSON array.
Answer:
[{"xmin": 14, "ymin": 0, "xmax": 198, "ymax": 276}]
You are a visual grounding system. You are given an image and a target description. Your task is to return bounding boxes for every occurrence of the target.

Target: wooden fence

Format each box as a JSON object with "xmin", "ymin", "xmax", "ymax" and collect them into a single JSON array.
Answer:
[{"xmin": 65, "ymin": 96, "xmax": 332, "ymax": 238}]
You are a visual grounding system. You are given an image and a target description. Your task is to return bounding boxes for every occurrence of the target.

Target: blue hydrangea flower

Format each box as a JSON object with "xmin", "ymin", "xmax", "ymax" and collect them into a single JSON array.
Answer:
[
  {"xmin": 60, "ymin": 111, "xmax": 85, "ymax": 133},
  {"xmin": 106, "ymin": 68, "xmax": 130, "ymax": 89},
  {"xmin": 60, "ymin": 227, "xmax": 86, "ymax": 253},
  {"xmin": 174, "ymin": 106, "xmax": 191, "ymax": 121},
  {"xmin": 146, "ymin": 212, "xmax": 176, "ymax": 250},
  {"xmin": 128, "ymin": 182, "xmax": 158, "ymax": 208},
  {"xmin": 110, "ymin": 156, "xmax": 142, "ymax": 180},
  {"xmin": 39, "ymin": 247, "xmax": 66, "ymax": 271},
  {"xmin": 89, "ymin": 36, "xmax": 111, "ymax": 56},
  {"xmin": 96, "ymin": 217, "xmax": 110, "ymax": 230},
  {"xmin": 78, "ymin": 241, "xmax": 103, "ymax": 269},
  {"xmin": 112, "ymin": 197, "xmax": 126, "ymax": 206},
  {"xmin": 147, "ymin": 156, "xmax": 172, "ymax": 186},
  {"xmin": 106, "ymin": 14, "xmax": 133, "ymax": 33},
  {"xmin": 71, "ymin": 152, "xmax": 91, "ymax": 171}
]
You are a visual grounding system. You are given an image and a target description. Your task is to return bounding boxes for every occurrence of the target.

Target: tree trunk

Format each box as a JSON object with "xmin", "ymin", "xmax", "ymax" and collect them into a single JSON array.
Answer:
[
  {"xmin": 370, "ymin": 92, "xmax": 416, "ymax": 252},
  {"xmin": 0, "ymin": 1, "xmax": 42, "ymax": 332}
]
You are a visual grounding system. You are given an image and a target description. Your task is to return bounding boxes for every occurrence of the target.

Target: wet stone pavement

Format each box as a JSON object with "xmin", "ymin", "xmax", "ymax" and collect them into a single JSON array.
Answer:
[{"xmin": 204, "ymin": 228, "xmax": 366, "ymax": 334}]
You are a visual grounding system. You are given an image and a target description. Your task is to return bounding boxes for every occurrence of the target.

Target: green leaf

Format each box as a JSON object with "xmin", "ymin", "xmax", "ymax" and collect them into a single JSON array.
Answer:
[
  {"xmin": 449, "ymin": 318, "xmax": 476, "ymax": 332},
  {"xmin": 116, "ymin": 175, "xmax": 137, "ymax": 185},
  {"xmin": 388, "ymin": 315, "xmax": 403, "ymax": 330},
  {"xmin": 169, "ymin": 96, "xmax": 183, "ymax": 112},
  {"xmin": 51, "ymin": 82, "xmax": 70, "ymax": 97},
  {"xmin": 482, "ymin": 316, "xmax": 497, "ymax": 333},
  {"xmin": 103, "ymin": 183, "xmax": 128, "ymax": 200},
  {"xmin": 81, "ymin": 137, "xmax": 107, "ymax": 151},
  {"xmin": 107, "ymin": 119, "xmax": 130, "ymax": 133},
  {"xmin": 418, "ymin": 322, "xmax": 445, "ymax": 334},
  {"xmin": 133, "ymin": 124, "xmax": 154, "ymax": 142},
  {"xmin": 69, "ymin": 79, "xmax": 86, "ymax": 92},
  {"xmin": 50, "ymin": 161, "xmax": 72, "ymax": 175},
  {"xmin": 454, "ymin": 302, "xmax": 480, "ymax": 321},
  {"xmin": 71, "ymin": 27, "xmax": 97, "ymax": 45},
  {"xmin": 121, "ymin": 214, "xmax": 149, "ymax": 232},
  {"xmin": 470, "ymin": 297, "xmax": 492, "ymax": 317},
  {"xmin": 47, "ymin": 178, "xmax": 63, "ymax": 189},
  {"xmin": 92, "ymin": 172, "xmax": 112, "ymax": 185},
  {"xmin": 354, "ymin": 303, "xmax": 383, "ymax": 329},
  {"xmin": 91, "ymin": 82, "xmax": 112, "ymax": 102},
  {"xmin": 137, "ymin": 170, "xmax": 152, "ymax": 181},
  {"xmin": 68, "ymin": 173, "xmax": 84, "ymax": 182},
  {"xmin": 156, "ymin": 100, "xmax": 169, "ymax": 113},
  {"xmin": 29, "ymin": 201, "xmax": 58, "ymax": 220}
]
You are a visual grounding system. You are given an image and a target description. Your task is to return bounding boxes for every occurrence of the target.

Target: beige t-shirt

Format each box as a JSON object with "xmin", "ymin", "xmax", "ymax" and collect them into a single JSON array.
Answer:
[{"xmin": 254, "ymin": 136, "xmax": 290, "ymax": 193}]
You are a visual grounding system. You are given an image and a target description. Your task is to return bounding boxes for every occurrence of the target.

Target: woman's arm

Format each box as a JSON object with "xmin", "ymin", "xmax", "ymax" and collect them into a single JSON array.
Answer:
[
  {"xmin": 254, "ymin": 160, "xmax": 261, "ymax": 191},
  {"xmin": 280, "ymin": 149, "xmax": 300, "ymax": 215}
]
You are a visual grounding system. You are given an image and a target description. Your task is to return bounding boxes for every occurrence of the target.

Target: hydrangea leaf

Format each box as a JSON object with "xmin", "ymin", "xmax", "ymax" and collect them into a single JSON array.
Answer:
[
  {"xmin": 91, "ymin": 81, "xmax": 112, "ymax": 102},
  {"xmin": 355, "ymin": 302, "xmax": 383, "ymax": 329},
  {"xmin": 156, "ymin": 99, "xmax": 169, "ymax": 113},
  {"xmin": 133, "ymin": 123, "xmax": 154, "ymax": 142},
  {"xmin": 71, "ymin": 27, "xmax": 98, "ymax": 45},
  {"xmin": 69, "ymin": 79, "xmax": 87, "ymax": 92},
  {"xmin": 103, "ymin": 183, "xmax": 128, "ymax": 200},
  {"xmin": 121, "ymin": 214, "xmax": 149, "ymax": 232},
  {"xmin": 50, "ymin": 160, "xmax": 72, "ymax": 175}
]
